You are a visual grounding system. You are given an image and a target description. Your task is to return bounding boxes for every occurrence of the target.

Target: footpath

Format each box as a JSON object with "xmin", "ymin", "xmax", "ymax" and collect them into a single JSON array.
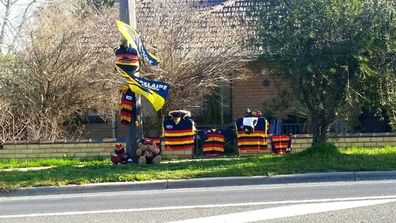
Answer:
[{"xmin": 2, "ymin": 170, "xmax": 396, "ymax": 197}]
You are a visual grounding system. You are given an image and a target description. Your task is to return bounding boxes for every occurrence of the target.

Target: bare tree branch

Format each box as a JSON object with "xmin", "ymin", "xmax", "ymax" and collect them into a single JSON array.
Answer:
[
  {"xmin": 0, "ymin": 1, "xmax": 119, "ymax": 141},
  {"xmin": 0, "ymin": 0, "xmax": 13, "ymax": 52},
  {"xmin": 136, "ymin": 1, "xmax": 252, "ymax": 111},
  {"xmin": 6, "ymin": 0, "xmax": 37, "ymax": 54}
]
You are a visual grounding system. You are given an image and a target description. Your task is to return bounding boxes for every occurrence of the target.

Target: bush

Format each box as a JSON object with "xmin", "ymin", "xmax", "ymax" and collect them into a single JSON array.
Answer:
[{"xmin": 300, "ymin": 143, "xmax": 340, "ymax": 156}]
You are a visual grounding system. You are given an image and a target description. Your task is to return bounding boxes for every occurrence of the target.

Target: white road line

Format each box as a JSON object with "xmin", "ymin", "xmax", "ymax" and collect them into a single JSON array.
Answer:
[
  {"xmin": 1, "ymin": 196, "xmax": 396, "ymax": 219},
  {"xmin": 169, "ymin": 199, "xmax": 396, "ymax": 223},
  {"xmin": 2, "ymin": 180, "xmax": 396, "ymax": 201}
]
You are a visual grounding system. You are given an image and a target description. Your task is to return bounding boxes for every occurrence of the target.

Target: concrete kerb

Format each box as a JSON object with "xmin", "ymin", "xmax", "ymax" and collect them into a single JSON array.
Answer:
[
  {"xmin": 1, "ymin": 181, "xmax": 169, "ymax": 197},
  {"xmin": 355, "ymin": 170, "xmax": 396, "ymax": 181},
  {"xmin": 166, "ymin": 172, "xmax": 356, "ymax": 189},
  {"xmin": 2, "ymin": 171, "xmax": 396, "ymax": 197}
]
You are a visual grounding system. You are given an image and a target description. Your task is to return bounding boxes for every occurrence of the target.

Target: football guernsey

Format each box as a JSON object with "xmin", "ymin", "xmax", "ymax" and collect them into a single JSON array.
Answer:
[
  {"xmin": 270, "ymin": 135, "xmax": 292, "ymax": 154},
  {"xmin": 235, "ymin": 116, "xmax": 269, "ymax": 152},
  {"xmin": 203, "ymin": 129, "xmax": 225, "ymax": 157},
  {"xmin": 163, "ymin": 111, "xmax": 195, "ymax": 152}
]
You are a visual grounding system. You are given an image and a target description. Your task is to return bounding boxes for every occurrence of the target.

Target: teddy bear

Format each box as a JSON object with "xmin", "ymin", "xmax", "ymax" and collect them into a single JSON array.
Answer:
[
  {"xmin": 136, "ymin": 138, "xmax": 161, "ymax": 165},
  {"xmin": 111, "ymin": 144, "xmax": 133, "ymax": 164}
]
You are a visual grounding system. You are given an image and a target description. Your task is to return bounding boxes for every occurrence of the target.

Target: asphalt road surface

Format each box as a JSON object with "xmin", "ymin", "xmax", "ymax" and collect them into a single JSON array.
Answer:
[{"xmin": 1, "ymin": 180, "xmax": 396, "ymax": 223}]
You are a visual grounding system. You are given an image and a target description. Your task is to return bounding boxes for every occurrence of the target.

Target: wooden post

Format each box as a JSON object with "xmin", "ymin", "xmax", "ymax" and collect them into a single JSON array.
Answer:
[{"xmin": 119, "ymin": 0, "xmax": 143, "ymax": 162}]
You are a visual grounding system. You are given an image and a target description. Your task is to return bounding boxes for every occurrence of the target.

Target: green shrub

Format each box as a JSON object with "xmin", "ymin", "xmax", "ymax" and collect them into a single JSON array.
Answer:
[{"xmin": 300, "ymin": 143, "xmax": 340, "ymax": 156}]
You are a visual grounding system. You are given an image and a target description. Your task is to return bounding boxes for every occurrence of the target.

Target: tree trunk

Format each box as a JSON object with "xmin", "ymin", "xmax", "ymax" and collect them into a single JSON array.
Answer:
[{"xmin": 311, "ymin": 119, "xmax": 330, "ymax": 146}]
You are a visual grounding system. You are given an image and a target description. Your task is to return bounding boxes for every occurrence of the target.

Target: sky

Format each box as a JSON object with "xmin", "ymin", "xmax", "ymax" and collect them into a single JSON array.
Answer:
[{"xmin": 0, "ymin": 0, "xmax": 46, "ymax": 54}]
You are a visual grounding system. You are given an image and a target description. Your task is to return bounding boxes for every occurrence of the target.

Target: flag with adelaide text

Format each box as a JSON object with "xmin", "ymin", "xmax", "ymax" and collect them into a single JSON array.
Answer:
[{"xmin": 115, "ymin": 65, "xmax": 169, "ymax": 111}]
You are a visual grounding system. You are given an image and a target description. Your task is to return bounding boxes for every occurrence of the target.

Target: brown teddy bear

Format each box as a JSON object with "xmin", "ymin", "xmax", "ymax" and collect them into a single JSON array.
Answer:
[{"xmin": 136, "ymin": 138, "xmax": 161, "ymax": 165}]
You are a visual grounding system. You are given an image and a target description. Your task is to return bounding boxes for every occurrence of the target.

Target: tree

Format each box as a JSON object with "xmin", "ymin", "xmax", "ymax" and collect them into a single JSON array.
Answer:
[
  {"xmin": 356, "ymin": 1, "xmax": 396, "ymax": 130},
  {"xmin": 255, "ymin": 0, "xmax": 396, "ymax": 145},
  {"xmin": 0, "ymin": 0, "xmax": 253, "ymax": 141},
  {"xmin": 86, "ymin": 0, "xmax": 114, "ymax": 8},
  {"xmin": 0, "ymin": 0, "xmax": 119, "ymax": 142},
  {"xmin": 74, "ymin": 0, "xmax": 115, "ymax": 11}
]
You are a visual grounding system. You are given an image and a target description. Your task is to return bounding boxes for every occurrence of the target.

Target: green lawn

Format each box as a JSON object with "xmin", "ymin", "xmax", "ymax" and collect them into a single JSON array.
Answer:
[
  {"xmin": 1, "ymin": 144, "xmax": 396, "ymax": 190},
  {"xmin": 0, "ymin": 158, "xmax": 108, "ymax": 170}
]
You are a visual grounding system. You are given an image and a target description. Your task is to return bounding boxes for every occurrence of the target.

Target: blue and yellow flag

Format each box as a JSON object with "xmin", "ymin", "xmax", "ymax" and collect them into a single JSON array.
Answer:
[
  {"xmin": 117, "ymin": 20, "xmax": 160, "ymax": 66},
  {"xmin": 115, "ymin": 65, "xmax": 169, "ymax": 111},
  {"xmin": 137, "ymin": 36, "xmax": 160, "ymax": 66}
]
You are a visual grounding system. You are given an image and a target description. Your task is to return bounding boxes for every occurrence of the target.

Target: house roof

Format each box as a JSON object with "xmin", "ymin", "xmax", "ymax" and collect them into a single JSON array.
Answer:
[{"xmin": 134, "ymin": 0, "xmax": 262, "ymax": 56}]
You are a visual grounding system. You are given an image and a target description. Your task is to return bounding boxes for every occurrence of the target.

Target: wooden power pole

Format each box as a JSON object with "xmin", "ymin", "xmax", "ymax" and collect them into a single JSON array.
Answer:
[{"xmin": 119, "ymin": 0, "xmax": 143, "ymax": 163}]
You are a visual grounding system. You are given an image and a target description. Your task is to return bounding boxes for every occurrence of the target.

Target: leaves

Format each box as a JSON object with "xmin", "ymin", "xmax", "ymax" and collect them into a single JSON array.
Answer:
[{"xmin": 255, "ymin": 0, "xmax": 396, "ymax": 144}]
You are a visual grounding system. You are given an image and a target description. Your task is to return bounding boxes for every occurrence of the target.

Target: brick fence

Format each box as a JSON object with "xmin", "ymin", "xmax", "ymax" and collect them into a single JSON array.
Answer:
[
  {"xmin": 1, "ymin": 133, "xmax": 396, "ymax": 160},
  {"xmin": 0, "ymin": 140, "xmax": 117, "ymax": 160},
  {"xmin": 291, "ymin": 133, "xmax": 396, "ymax": 153}
]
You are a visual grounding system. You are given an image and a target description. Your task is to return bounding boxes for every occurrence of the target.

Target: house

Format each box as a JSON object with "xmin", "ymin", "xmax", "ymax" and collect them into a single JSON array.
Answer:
[
  {"xmin": 82, "ymin": 0, "xmax": 393, "ymax": 140},
  {"xmin": 83, "ymin": 0, "xmax": 293, "ymax": 139}
]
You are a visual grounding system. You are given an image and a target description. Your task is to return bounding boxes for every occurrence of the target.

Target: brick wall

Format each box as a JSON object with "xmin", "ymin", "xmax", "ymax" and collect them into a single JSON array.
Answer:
[
  {"xmin": 291, "ymin": 133, "xmax": 396, "ymax": 153},
  {"xmin": 0, "ymin": 140, "xmax": 118, "ymax": 160},
  {"xmin": 231, "ymin": 67, "xmax": 290, "ymax": 120},
  {"xmin": 161, "ymin": 150, "xmax": 194, "ymax": 160},
  {"xmin": 1, "ymin": 133, "xmax": 395, "ymax": 160}
]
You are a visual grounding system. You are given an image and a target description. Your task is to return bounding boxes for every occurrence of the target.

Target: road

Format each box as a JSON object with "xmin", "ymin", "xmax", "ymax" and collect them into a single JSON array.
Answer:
[{"xmin": 1, "ymin": 180, "xmax": 396, "ymax": 223}]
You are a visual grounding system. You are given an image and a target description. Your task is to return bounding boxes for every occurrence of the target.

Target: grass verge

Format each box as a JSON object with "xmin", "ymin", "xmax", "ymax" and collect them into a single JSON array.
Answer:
[
  {"xmin": 1, "ymin": 144, "xmax": 396, "ymax": 190},
  {"xmin": 0, "ymin": 158, "xmax": 108, "ymax": 170}
]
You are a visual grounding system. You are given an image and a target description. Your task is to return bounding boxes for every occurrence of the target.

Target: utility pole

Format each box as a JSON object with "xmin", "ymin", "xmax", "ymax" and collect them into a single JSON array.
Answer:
[
  {"xmin": 119, "ymin": 0, "xmax": 143, "ymax": 163},
  {"xmin": 220, "ymin": 85, "xmax": 224, "ymax": 125}
]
